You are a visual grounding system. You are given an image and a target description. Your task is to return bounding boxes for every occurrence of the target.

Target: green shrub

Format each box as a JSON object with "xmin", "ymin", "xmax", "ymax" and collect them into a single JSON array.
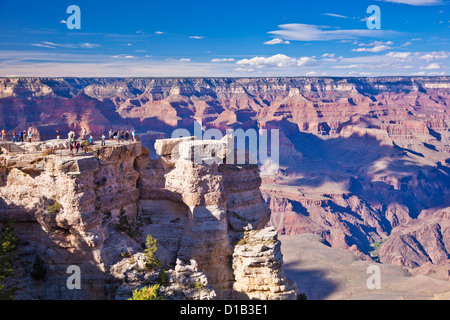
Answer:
[
  {"xmin": 195, "ymin": 281, "xmax": 204, "ymax": 290},
  {"xmin": 157, "ymin": 269, "xmax": 168, "ymax": 285},
  {"xmin": 0, "ymin": 219, "xmax": 18, "ymax": 299},
  {"xmin": 128, "ymin": 284, "xmax": 164, "ymax": 300},
  {"xmin": 116, "ymin": 208, "xmax": 142, "ymax": 239},
  {"xmin": 48, "ymin": 201, "xmax": 62, "ymax": 214},
  {"xmin": 120, "ymin": 250, "xmax": 135, "ymax": 263},
  {"xmin": 369, "ymin": 238, "xmax": 389, "ymax": 262},
  {"xmin": 30, "ymin": 255, "xmax": 46, "ymax": 280},
  {"xmin": 144, "ymin": 235, "xmax": 160, "ymax": 271},
  {"xmin": 41, "ymin": 149, "xmax": 54, "ymax": 156},
  {"xmin": 297, "ymin": 293, "xmax": 308, "ymax": 300}
]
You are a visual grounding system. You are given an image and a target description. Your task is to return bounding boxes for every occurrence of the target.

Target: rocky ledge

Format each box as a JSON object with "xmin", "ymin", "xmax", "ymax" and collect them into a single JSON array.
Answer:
[{"xmin": 0, "ymin": 137, "xmax": 297, "ymax": 300}]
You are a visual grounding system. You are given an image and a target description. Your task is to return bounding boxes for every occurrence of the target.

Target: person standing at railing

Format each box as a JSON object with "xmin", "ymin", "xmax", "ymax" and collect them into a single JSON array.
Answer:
[
  {"xmin": 1, "ymin": 129, "xmax": 5, "ymax": 141},
  {"xmin": 27, "ymin": 128, "xmax": 32, "ymax": 142},
  {"xmin": 69, "ymin": 140, "xmax": 74, "ymax": 155},
  {"xmin": 101, "ymin": 133, "xmax": 106, "ymax": 146},
  {"xmin": 19, "ymin": 130, "xmax": 24, "ymax": 142}
]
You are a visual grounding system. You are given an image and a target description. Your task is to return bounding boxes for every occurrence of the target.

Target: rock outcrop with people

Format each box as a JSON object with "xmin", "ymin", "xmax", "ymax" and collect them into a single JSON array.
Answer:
[{"xmin": 0, "ymin": 136, "xmax": 297, "ymax": 300}]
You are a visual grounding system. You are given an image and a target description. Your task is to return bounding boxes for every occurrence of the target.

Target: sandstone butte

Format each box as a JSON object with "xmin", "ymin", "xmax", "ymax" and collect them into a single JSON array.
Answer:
[{"xmin": 0, "ymin": 136, "xmax": 297, "ymax": 300}]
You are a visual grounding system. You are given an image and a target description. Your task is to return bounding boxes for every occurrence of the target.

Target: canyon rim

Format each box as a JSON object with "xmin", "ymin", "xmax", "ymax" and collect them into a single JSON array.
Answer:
[{"xmin": 0, "ymin": 76, "xmax": 449, "ymax": 300}]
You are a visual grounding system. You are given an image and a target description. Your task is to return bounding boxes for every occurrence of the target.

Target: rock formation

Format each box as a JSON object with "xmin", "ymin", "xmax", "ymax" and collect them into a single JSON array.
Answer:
[
  {"xmin": 0, "ymin": 137, "xmax": 297, "ymax": 300},
  {"xmin": 1, "ymin": 76, "xmax": 449, "ymax": 278},
  {"xmin": 378, "ymin": 206, "xmax": 450, "ymax": 280}
]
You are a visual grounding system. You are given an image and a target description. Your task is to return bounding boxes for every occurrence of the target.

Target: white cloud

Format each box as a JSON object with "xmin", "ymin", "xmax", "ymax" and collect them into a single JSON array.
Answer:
[
  {"xmin": 236, "ymin": 54, "xmax": 318, "ymax": 68},
  {"xmin": 31, "ymin": 41, "xmax": 100, "ymax": 49},
  {"xmin": 31, "ymin": 43, "xmax": 56, "ymax": 48},
  {"xmin": 263, "ymin": 38, "xmax": 290, "ymax": 45},
  {"xmin": 112, "ymin": 54, "xmax": 135, "ymax": 59},
  {"xmin": 268, "ymin": 23, "xmax": 403, "ymax": 41},
  {"xmin": 154, "ymin": 31, "xmax": 164, "ymax": 35},
  {"xmin": 419, "ymin": 51, "xmax": 449, "ymax": 61},
  {"xmin": 385, "ymin": 51, "xmax": 412, "ymax": 59},
  {"xmin": 427, "ymin": 71, "xmax": 445, "ymax": 75},
  {"xmin": 59, "ymin": 20, "xmax": 66, "ymax": 24},
  {"xmin": 165, "ymin": 58, "xmax": 191, "ymax": 62},
  {"xmin": 333, "ymin": 64, "xmax": 367, "ymax": 69},
  {"xmin": 189, "ymin": 36, "xmax": 204, "ymax": 39},
  {"xmin": 211, "ymin": 58, "xmax": 235, "ymax": 62},
  {"xmin": 423, "ymin": 62, "xmax": 441, "ymax": 69},
  {"xmin": 321, "ymin": 53, "xmax": 342, "ymax": 62},
  {"xmin": 358, "ymin": 40, "xmax": 393, "ymax": 46},
  {"xmin": 323, "ymin": 13, "xmax": 349, "ymax": 19},
  {"xmin": 352, "ymin": 45, "xmax": 392, "ymax": 52},
  {"xmin": 234, "ymin": 67, "xmax": 255, "ymax": 72},
  {"xmin": 401, "ymin": 41, "xmax": 412, "ymax": 46},
  {"xmin": 380, "ymin": 0, "xmax": 443, "ymax": 5}
]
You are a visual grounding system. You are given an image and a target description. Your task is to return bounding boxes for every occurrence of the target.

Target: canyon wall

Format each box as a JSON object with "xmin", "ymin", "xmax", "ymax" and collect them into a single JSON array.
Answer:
[
  {"xmin": 1, "ymin": 76, "xmax": 449, "ymax": 278},
  {"xmin": 0, "ymin": 138, "xmax": 297, "ymax": 300}
]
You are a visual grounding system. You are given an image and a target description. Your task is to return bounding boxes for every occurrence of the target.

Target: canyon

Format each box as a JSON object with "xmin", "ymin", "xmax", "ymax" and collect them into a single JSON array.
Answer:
[
  {"xmin": 0, "ymin": 137, "xmax": 296, "ymax": 299},
  {"xmin": 0, "ymin": 76, "xmax": 449, "ymax": 299}
]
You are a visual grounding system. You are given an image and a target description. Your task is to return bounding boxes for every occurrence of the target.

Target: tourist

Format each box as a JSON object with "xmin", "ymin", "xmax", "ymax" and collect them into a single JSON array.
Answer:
[
  {"xmin": 132, "ymin": 130, "xmax": 136, "ymax": 141},
  {"xmin": 12, "ymin": 130, "xmax": 17, "ymax": 143},
  {"xmin": 19, "ymin": 130, "xmax": 24, "ymax": 142},
  {"xmin": 1, "ymin": 129, "xmax": 6, "ymax": 141},
  {"xmin": 56, "ymin": 130, "xmax": 61, "ymax": 140},
  {"xmin": 76, "ymin": 141, "xmax": 80, "ymax": 153},
  {"xmin": 69, "ymin": 140, "xmax": 74, "ymax": 155},
  {"xmin": 101, "ymin": 133, "xmax": 106, "ymax": 146},
  {"xmin": 108, "ymin": 129, "xmax": 113, "ymax": 140},
  {"xmin": 89, "ymin": 135, "xmax": 94, "ymax": 145},
  {"xmin": 27, "ymin": 129, "xmax": 32, "ymax": 142}
]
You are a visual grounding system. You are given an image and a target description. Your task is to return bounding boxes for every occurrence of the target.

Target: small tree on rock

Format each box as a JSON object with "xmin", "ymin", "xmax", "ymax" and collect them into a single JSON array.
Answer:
[{"xmin": 144, "ymin": 235, "xmax": 160, "ymax": 271}]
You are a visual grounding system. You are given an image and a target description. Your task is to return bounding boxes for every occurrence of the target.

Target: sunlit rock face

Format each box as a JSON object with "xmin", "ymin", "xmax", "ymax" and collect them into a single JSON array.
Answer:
[{"xmin": 0, "ymin": 137, "xmax": 295, "ymax": 300}]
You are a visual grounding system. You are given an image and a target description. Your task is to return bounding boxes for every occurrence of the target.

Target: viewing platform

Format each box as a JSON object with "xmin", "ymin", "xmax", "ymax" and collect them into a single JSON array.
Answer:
[{"xmin": 0, "ymin": 138, "xmax": 140, "ymax": 157}]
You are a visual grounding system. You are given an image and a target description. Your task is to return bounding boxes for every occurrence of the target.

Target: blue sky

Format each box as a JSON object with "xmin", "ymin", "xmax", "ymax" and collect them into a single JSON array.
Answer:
[{"xmin": 0, "ymin": 0, "xmax": 449, "ymax": 76}]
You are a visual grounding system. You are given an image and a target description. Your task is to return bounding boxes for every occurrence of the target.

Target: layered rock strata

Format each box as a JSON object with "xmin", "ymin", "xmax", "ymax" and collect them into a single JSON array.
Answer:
[
  {"xmin": 2, "ymin": 76, "xmax": 449, "ymax": 275},
  {"xmin": 0, "ymin": 138, "xmax": 296, "ymax": 300}
]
